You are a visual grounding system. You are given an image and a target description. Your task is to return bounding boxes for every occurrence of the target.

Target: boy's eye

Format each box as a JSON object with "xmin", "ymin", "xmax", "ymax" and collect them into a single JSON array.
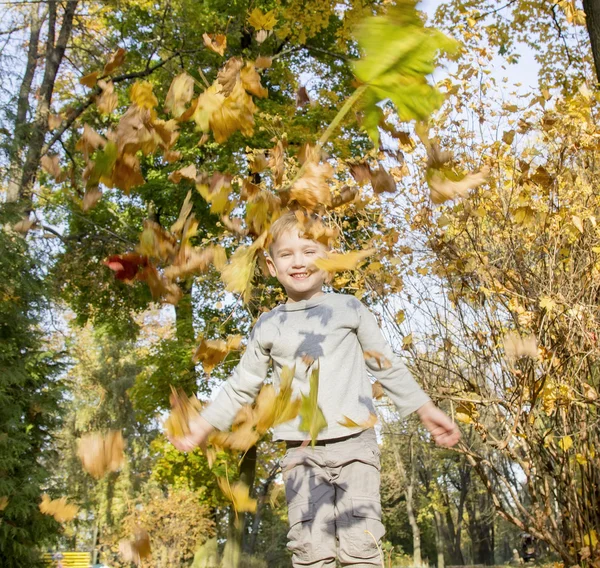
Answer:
[{"xmin": 305, "ymin": 250, "xmax": 316, "ymax": 255}]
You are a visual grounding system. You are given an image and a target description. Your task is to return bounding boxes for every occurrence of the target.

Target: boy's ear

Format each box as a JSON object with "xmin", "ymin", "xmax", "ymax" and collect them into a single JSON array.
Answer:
[{"xmin": 265, "ymin": 254, "xmax": 278, "ymax": 277}]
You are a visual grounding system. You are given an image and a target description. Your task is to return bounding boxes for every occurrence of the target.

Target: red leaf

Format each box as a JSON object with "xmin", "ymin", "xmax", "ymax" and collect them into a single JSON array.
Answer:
[{"xmin": 104, "ymin": 253, "xmax": 148, "ymax": 281}]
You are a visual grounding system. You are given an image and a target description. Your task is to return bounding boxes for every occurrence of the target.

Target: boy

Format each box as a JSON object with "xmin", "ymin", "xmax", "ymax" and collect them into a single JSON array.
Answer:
[{"xmin": 171, "ymin": 211, "xmax": 460, "ymax": 567}]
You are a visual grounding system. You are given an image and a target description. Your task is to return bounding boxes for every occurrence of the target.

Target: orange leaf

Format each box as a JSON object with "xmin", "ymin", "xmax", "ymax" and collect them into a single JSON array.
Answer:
[
  {"xmin": 164, "ymin": 387, "xmax": 203, "ymax": 439},
  {"xmin": 119, "ymin": 527, "xmax": 151, "ymax": 566},
  {"xmin": 80, "ymin": 71, "xmax": 99, "ymax": 88},
  {"xmin": 203, "ymin": 33, "xmax": 227, "ymax": 56},
  {"xmin": 39, "ymin": 495, "xmax": 78, "ymax": 523},
  {"xmin": 338, "ymin": 413, "xmax": 378, "ymax": 429},
  {"xmin": 314, "ymin": 249, "xmax": 375, "ymax": 273},
  {"xmin": 165, "ymin": 72, "xmax": 195, "ymax": 118},
  {"xmin": 103, "ymin": 47, "xmax": 126, "ymax": 75},
  {"xmin": 77, "ymin": 431, "xmax": 124, "ymax": 479}
]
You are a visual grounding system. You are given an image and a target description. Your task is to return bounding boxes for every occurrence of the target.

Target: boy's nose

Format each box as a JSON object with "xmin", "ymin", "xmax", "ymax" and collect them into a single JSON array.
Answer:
[{"xmin": 292, "ymin": 255, "xmax": 305, "ymax": 267}]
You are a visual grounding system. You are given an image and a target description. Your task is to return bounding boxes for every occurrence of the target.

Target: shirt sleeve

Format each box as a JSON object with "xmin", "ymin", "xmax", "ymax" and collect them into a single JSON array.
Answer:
[
  {"xmin": 200, "ymin": 319, "xmax": 271, "ymax": 431},
  {"xmin": 356, "ymin": 303, "xmax": 431, "ymax": 417}
]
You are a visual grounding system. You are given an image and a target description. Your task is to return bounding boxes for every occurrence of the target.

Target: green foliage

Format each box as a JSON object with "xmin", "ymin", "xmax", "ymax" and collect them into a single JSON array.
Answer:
[{"xmin": 0, "ymin": 205, "xmax": 63, "ymax": 567}]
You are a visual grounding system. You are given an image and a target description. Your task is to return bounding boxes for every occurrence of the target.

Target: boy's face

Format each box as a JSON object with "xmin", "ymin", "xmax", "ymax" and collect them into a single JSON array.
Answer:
[{"xmin": 266, "ymin": 228, "xmax": 328, "ymax": 303}]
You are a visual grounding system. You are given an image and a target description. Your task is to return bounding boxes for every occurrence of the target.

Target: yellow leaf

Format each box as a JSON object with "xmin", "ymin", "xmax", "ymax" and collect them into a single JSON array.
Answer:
[
  {"xmin": 164, "ymin": 387, "xmax": 203, "ymax": 438},
  {"xmin": 0, "ymin": 496, "xmax": 8, "ymax": 511},
  {"xmin": 290, "ymin": 162, "xmax": 333, "ymax": 210},
  {"xmin": 39, "ymin": 495, "xmax": 78, "ymax": 523},
  {"xmin": 402, "ymin": 333, "xmax": 413, "ymax": 348},
  {"xmin": 428, "ymin": 166, "xmax": 489, "ymax": 204},
  {"xmin": 395, "ymin": 310, "xmax": 406, "ymax": 324},
  {"xmin": 273, "ymin": 365, "xmax": 302, "ymax": 426},
  {"xmin": 255, "ymin": 56, "xmax": 273, "ymax": 69},
  {"xmin": 193, "ymin": 338, "xmax": 229, "ymax": 374},
  {"xmin": 130, "ymin": 81, "xmax": 158, "ymax": 110},
  {"xmin": 576, "ymin": 453, "xmax": 588, "ymax": 465},
  {"xmin": 502, "ymin": 130, "xmax": 515, "ymax": 145},
  {"xmin": 254, "ymin": 384, "xmax": 278, "ymax": 434},
  {"xmin": 247, "ymin": 8, "xmax": 277, "ymax": 30},
  {"xmin": 103, "ymin": 47, "xmax": 126, "ymax": 75},
  {"xmin": 299, "ymin": 363, "xmax": 327, "ymax": 446},
  {"xmin": 539, "ymin": 296, "xmax": 556, "ymax": 313},
  {"xmin": 210, "ymin": 81, "xmax": 257, "ymax": 143},
  {"xmin": 169, "ymin": 164, "xmax": 197, "ymax": 184},
  {"xmin": 240, "ymin": 62, "xmax": 268, "ymax": 98},
  {"xmin": 119, "ymin": 527, "xmax": 151, "ymax": 565},
  {"xmin": 217, "ymin": 478, "xmax": 257, "ymax": 513},
  {"xmin": 572, "ymin": 215, "xmax": 584, "ymax": 234},
  {"xmin": 203, "ymin": 33, "xmax": 227, "ymax": 56},
  {"xmin": 97, "ymin": 80, "xmax": 118, "ymax": 114},
  {"xmin": 583, "ymin": 530, "xmax": 598, "ymax": 548},
  {"xmin": 363, "ymin": 350, "xmax": 391, "ymax": 370},
  {"xmin": 220, "ymin": 232, "xmax": 267, "ymax": 302},
  {"xmin": 455, "ymin": 401, "xmax": 479, "ymax": 424},
  {"xmin": 558, "ymin": 435, "xmax": 573, "ymax": 451},
  {"xmin": 338, "ymin": 413, "xmax": 378, "ymax": 429},
  {"xmin": 77, "ymin": 430, "xmax": 125, "ymax": 479},
  {"xmin": 165, "ymin": 72, "xmax": 195, "ymax": 118},
  {"xmin": 79, "ymin": 71, "xmax": 99, "ymax": 88},
  {"xmin": 466, "ymin": 17, "xmax": 477, "ymax": 27},
  {"xmin": 503, "ymin": 332, "xmax": 538, "ymax": 362},
  {"xmin": 314, "ymin": 249, "xmax": 375, "ymax": 273}
]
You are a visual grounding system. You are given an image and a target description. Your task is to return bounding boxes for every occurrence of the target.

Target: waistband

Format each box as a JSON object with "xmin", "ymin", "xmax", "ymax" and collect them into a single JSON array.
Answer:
[{"xmin": 284, "ymin": 429, "xmax": 365, "ymax": 449}]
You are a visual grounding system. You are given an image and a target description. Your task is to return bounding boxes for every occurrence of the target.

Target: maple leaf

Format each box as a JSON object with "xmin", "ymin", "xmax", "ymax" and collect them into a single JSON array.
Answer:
[
  {"xmin": 503, "ymin": 332, "xmax": 539, "ymax": 362},
  {"xmin": 314, "ymin": 248, "xmax": 375, "ymax": 273},
  {"xmin": 455, "ymin": 401, "xmax": 479, "ymax": 425},
  {"xmin": 371, "ymin": 163, "xmax": 396, "ymax": 194},
  {"xmin": 428, "ymin": 166, "xmax": 489, "ymax": 204},
  {"xmin": 39, "ymin": 495, "xmax": 78, "ymax": 523},
  {"xmin": 299, "ymin": 363, "xmax": 327, "ymax": 446},
  {"xmin": 372, "ymin": 381, "xmax": 385, "ymax": 400},
  {"xmin": 338, "ymin": 413, "xmax": 378, "ymax": 429},
  {"xmin": 164, "ymin": 387, "xmax": 203, "ymax": 439},
  {"xmin": 290, "ymin": 162, "xmax": 333, "ymax": 210},
  {"xmin": 192, "ymin": 337, "xmax": 231, "ymax": 374},
  {"xmin": 41, "ymin": 155, "xmax": 65, "ymax": 181},
  {"xmin": 82, "ymin": 187, "xmax": 103, "ymax": 212},
  {"xmin": 103, "ymin": 47, "xmax": 126, "ymax": 75},
  {"xmin": 364, "ymin": 350, "xmax": 392, "ymax": 370},
  {"xmin": 210, "ymin": 81, "xmax": 257, "ymax": 143},
  {"xmin": 217, "ymin": 478, "xmax": 257, "ymax": 513},
  {"xmin": 296, "ymin": 86, "xmax": 311, "ymax": 107},
  {"xmin": 169, "ymin": 164, "xmax": 197, "ymax": 184},
  {"xmin": 77, "ymin": 430, "xmax": 124, "ymax": 479},
  {"xmin": 203, "ymin": 33, "xmax": 227, "ymax": 56},
  {"xmin": 79, "ymin": 71, "xmax": 99, "ymax": 88},
  {"xmin": 217, "ymin": 57, "xmax": 244, "ymax": 96},
  {"xmin": 119, "ymin": 527, "xmax": 151, "ymax": 566},
  {"xmin": 210, "ymin": 419, "xmax": 260, "ymax": 451},
  {"xmin": 268, "ymin": 140, "xmax": 285, "ymax": 187},
  {"xmin": 165, "ymin": 72, "xmax": 195, "ymax": 118},
  {"xmin": 130, "ymin": 81, "xmax": 158, "ymax": 110},
  {"xmin": 349, "ymin": 162, "xmax": 372, "ymax": 185},
  {"xmin": 240, "ymin": 62, "xmax": 268, "ymax": 98},
  {"xmin": 97, "ymin": 80, "xmax": 118, "ymax": 114},
  {"xmin": 247, "ymin": 8, "xmax": 277, "ymax": 31},
  {"xmin": 104, "ymin": 253, "xmax": 149, "ymax": 282}
]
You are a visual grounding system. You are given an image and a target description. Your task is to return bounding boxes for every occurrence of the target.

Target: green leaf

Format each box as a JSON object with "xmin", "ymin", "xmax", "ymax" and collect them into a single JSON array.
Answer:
[
  {"xmin": 353, "ymin": 0, "xmax": 459, "ymax": 145},
  {"xmin": 298, "ymin": 363, "xmax": 327, "ymax": 446}
]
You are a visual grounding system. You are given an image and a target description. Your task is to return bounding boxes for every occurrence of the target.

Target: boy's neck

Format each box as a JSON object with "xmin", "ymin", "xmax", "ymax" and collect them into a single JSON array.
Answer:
[{"xmin": 286, "ymin": 289, "xmax": 325, "ymax": 304}]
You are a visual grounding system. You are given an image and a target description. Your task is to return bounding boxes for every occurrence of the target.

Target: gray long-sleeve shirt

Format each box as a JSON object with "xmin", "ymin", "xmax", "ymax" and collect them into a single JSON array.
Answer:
[{"xmin": 201, "ymin": 292, "xmax": 431, "ymax": 441}]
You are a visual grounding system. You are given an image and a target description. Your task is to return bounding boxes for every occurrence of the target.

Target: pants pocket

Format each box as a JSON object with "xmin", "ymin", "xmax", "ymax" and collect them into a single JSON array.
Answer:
[
  {"xmin": 338, "ymin": 497, "xmax": 385, "ymax": 561},
  {"xmin": 286, "ymin": 500, "xmax": 318, "ymax": 563}
]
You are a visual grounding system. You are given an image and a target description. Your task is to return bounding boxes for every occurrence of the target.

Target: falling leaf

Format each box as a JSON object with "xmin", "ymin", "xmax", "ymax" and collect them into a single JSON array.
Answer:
[
  {"xmin": 402, "ymin": 333, "xmax": 413, "ymax": 348},
  {"xmin": 211, "ymin": 419, "xmax": 260, "ymax": 451},
  {"xmin": 572, "ymin": 215, "xmax": 584, "ymax": 234},
  {"xmin": 503, "ymin": 332, "xmax": 538, "ymax": 362},
  {"xmin": 502, "ymin": 130, "xmax": 515, "ymax": 145},
  {"xmin": 255, "ymin": 30, "xmax": 269, "ymax": 44},
  {"xmin": 371, "ymin": 163, "xmax": 396, "ymax": 194},
  {"xmin": 247, "ymin": 8, "xmax": 277, "ymax": 30},
  {"xmin": 97, "ymin": 80, "xmax": 118, "ymax": 114},
  {"xmin": 314, "ymin": 248, "xmax": 375, "ymax": 273},
  {"xmin": 255, "ymin": 56, "xmax": 273, "ymax": 68},
  {"xmin": 290, "ymin": 162, "xmax": 333, "ymax": 210},
  {"xmin": 217, "ymin": 57, "xmax": 244, "ymax": 96},
  {"xmin": 240, "ymin": 62, "xmax": 268, "ymax": 98},
  {"xmin": 203, "ymin": 33, "xmax": 227, "ymax": 56},
  {"xmin": 364, "ymin": 350, "xmax": 391, "ymax": 370},
  {"xmin": 268, "ymin": 140, "xmax": 285, "ymax": 186},
  {"xmin": 428, "ymin": 166, "xmax": 489, "ymax": 204},
  {"xmin": 41, "ymin": 155, "xmax": 63, "ymax": 180},
  {"xmin": 583, "ymin": 530, "xmax": 598, "ymax": 548},
  {"xmin": 104, "ymin": 253, "xmax": 149, "ymax": 282},
  {"xmin": 338, "ymin": 413, "xmax": 378, "ymax": 429},
  {"xmin": 130, "ymin": 81, "xmax": 158, "ymax": 110},
  {"xmin": 39, "ymin": 495, "xmax": 78, "ymax": 523},
  {"xmin": 576, "ymin": 453, "xmax": 588, "ymax": 465},
  {"xmin": 119, "ymin": 527, "xmax": 151, "ymax": 566},
  {"xmin": 273, "ymin": 365, "xmax": 302, "ymax": 426},
  {"xmin": 558, "ymin": 435, "xmax": 573, "ymax": 451},
  {"xmin": 103, "ymin": 47, "xmax": 126, "ymax": 75},
  {"xmin": 217, "ymin": 478, "xmax": 257, "ymax": 513},
  {"xmin": 164, "ymin": 387, "xmax": 203, "ymax": 439},
  {"xmin": 165, "ymin": 72, "xmax": 195, "ymax": 118},
  {"xmin": 82, "ymin": 187, "xmax": 103, "ymax": 211},
  {"xmin": 372, "ymin": 381, "xmax": 385, "ymax": 400},
  {"xmin": 80, "ymin": 71, "xmax": 99, "ymax": 88},
  {"xmin": 299, "ymin": 363, "xmax": 327, "ymax": 446},
  {"xmin": 169, "ymin": 164, "xmax": 197, "ymax": 184},
  {"xmin": 296, "ymin": 86, "xmax": 310, "ymax": 107},
  {"xmin": 220, "ymin": 232, "xmax": 267, "ymax": 301},
  {"xmin": 77, "ymin": 431, "xmax": 124, "ymax": 479},
  {"xmin": 12, "ymin": 216, "xmax": 37, "ymax": 234},
  {"xmin": 539, "ymin": 296, "xmax": 556, "ymax": 313},
  {"xmin": 349, "ymin": 162, "xmax": 372, "ymax": 185},
  {"xmin": 48, "ymin": 113, "xmax": 62, "ymax": 130},
  {"xmin": 192, "ymin": 337, "xmax": 239, "ymax": 374}
]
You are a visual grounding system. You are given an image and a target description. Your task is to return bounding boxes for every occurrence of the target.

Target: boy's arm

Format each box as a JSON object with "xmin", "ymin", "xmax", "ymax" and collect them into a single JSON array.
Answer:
[
  {"xmin": 170, "ymin": 321, "xmax": 271, "ymax": 451},
  {"xmin": 356, "ymin": 304, "xmax": 459, "ymax": 447}
]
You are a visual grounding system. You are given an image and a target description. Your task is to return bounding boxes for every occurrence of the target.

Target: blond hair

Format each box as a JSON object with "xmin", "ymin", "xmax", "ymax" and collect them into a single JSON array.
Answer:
[{"xmin": 267, "ymin": 210, "xmax": 337, "ymax": 255}]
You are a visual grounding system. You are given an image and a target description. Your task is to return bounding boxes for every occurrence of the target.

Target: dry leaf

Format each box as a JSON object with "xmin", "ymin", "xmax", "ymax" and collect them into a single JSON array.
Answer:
[
  {"xmin": 169, "ymin": 164, "xmax": 197, "ymax": 184},
  {"xmin": 164, "ymin": 387, "xmax": 203, "ymax": 439},
  {"xmin": 371, "ymin": 163, "xmax": 396, "ymax": 194},
  {"xmin": 349, "ymin": 162, "xmax": 372, "ymax": 185},
  {"xmin": 503, "ymin": 332, "xmax": 539, "ymax": 362},
  {"xmin": 268, "ymin": 140, "xmax": 285, "ymax": 186},
  {"xmin": 296, "ymin": 86, "xmax": 310, "ymax": 107},
  {"xmin": 255, "ymin": 56, "xmax": 273, "ymax": 68},
  {"xmin": 77, "ymin": 430, "xmax": 124, "ymax": 479},
  {"xmin": 165, "ymin": 72, "xmax": 195, "ymax": 118},
  {"xmin": 203, "ymin": 33, "xmax": 227, "ymax": 56},
  {"xmin": 217, "ymin": 478, "xmax": 257, "ymax": 513},
  {"xmin": 364, "ymin": 350, "xmax": 391, "ymax": 370},
  {"xmin": 82, "ymin": 187, "xmax": 103, "ymax": 211},
  {"xmin": 255, "ymin": 30, "xmax": 269, "ymax": 44},
  {"xmin": 193, "ymin": 338, "xmax": 229, "ymax": 374},
  {"xmin": 217, "ymin": 57, "xmax": 244, "ymax": 96},
  {"xmin": 130, "ymin": 81, "xmax": 158, "ymax": 110},
  {"xmin": 338, "ymin": 413, "xmax": 378, "ymax": 429},
  {"xmin": 97, "ymin": 80, "xmax": 118, "ymax": 114},
  {"xmin": 429, "ymin": 166, "xmax": 489, "ymax": 204},
  {"xmin": 290, "ymin": 162, "xmax": 333, "ymax": 210},
  {"xmin": 119, "ymin": 527, "xmax": 151, "ymax": 566},
  {"xmin": 48, "ymin": 114, "xmax": 62, "ymax": 130},
  {"xmin": 314, "ymin": 249, "xmax": 375, "ymax": 273},
  {"xmin": 103, "ymin": 47, "xmax": 126, "ymax": 75},
  {"xmin": 13, "ymin": 216, "xmax": 37, "ymax": 234},
  {"xmin": 41, "ymin": 155, "xmax": 63, "ymax": 180},
  {"xmin": 39, "ymin": 495, "xmax": 78, "ymax": 523},
  {"xmin": 372, "ymin": 381, "xmax": 385, "ymax": 400},
  {"xmin": 80, "ymin": 71, "xmax": 99, "ymax": 88},
  {"xmin": 240, "ymin": 62, "xmax": 268, "ymax": 98}
]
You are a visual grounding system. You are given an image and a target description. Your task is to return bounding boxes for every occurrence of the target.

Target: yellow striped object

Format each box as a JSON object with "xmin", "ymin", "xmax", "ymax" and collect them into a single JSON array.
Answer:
[{"xmin": 43, "ymin": 551, "xmax": 91, "ymax": 567}]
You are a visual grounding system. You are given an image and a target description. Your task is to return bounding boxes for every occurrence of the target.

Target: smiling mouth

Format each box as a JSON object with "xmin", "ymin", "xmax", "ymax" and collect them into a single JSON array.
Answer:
[{"xmin": 290, "ymin": 272, "xmax": 309, "ymax": 279}]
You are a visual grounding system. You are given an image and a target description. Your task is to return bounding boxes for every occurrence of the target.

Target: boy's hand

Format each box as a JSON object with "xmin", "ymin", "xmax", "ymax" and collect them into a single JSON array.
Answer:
[
  {"xmin": 416, "ymin": 401, "xmax": 460, "ymax": 447},
  {"xmin": 168, "ymin": 414, "xmax": 215, "ymax": 453}
]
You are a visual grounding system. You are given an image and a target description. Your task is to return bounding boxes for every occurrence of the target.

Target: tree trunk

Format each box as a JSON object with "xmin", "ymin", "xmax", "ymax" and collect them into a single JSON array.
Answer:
[
  {"xmin": 246, "ymin": 461, "xmax": 280, "ymax": 555},
  {"xmin": 433, "ymin": 510, "xmax": 446, "ymax": 568},
  {"xmin": 14, "ymin": 0, "xmax": 78, "ymax": 206},
  {"xmin": 583, "ymin": 0, "xmax": 600, "ymax": 84}
]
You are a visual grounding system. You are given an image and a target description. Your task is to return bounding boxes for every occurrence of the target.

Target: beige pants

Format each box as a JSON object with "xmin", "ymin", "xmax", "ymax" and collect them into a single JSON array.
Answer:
[{"xmin": 281, "ymin": 429, "xmax": 385, "ymax": 567}]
